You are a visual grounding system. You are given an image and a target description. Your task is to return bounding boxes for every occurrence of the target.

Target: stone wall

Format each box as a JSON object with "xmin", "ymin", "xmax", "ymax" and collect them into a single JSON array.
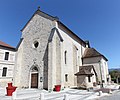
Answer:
[{"xmin": 14, "ymin": 13, "xmax": 55, "ymax": 89}]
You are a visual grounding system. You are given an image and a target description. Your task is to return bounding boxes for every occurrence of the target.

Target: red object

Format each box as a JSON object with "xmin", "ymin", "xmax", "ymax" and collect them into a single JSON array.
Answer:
[
  {"xmin": 8, "ymin": 83, "xmax": 12, "ymax": 87},
  {"xmin": 6, "ymin": 83, "xmax": 17, "ymax": 96},
  {"xmin": 55, "ymin": 85, "xmax": 61, "ymax": 92}
]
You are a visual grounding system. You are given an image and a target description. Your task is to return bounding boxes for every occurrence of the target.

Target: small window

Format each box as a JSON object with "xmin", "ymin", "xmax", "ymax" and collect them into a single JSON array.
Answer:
[
  {"xmin": 88, "ymin": 76, "xmax": 91, "ymax": 82},
  {"xmin": 33, "ymin": 41, "xmax": 39, "ymax": 48},
  {"xmin": 2, "ymin": 67, "xmax": 7, "ymax": 77},
  {"xmin": 64, "ymin": 51, "xmax": 67, "ymax": 64},
  {"xmin": 65, "ymin": 74, "xmax": 68, "ymax": 82},
  {"xmin": 4, "ymin": 52, "xmax": 9, "ymax": 60}
]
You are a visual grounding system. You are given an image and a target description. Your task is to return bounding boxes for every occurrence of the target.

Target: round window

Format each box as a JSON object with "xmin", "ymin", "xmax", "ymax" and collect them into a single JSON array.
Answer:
[{"xmin": 33, "ymin": 41, "xmax": 39, "ymax": 48}]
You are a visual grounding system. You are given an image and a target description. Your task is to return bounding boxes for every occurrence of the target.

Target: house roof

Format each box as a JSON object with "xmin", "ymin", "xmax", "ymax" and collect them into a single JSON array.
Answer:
[
  {"xmin": 75, "ymin": 65, "xmax": 97, "ymax": 76},
  {"xmin": 21, "ymin": 8, "xmax": 86, "ymax": 46},
  {"xmin": 0, "ymin": 41, "xmax": 15, "ymax": 50},
  {"xmin": 82, "ymin": 48, "xmax": 108, "ymax": 61}
]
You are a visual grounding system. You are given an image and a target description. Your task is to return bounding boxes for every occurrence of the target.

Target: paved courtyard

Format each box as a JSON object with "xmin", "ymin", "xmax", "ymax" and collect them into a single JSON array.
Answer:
[
  {"xmin": 0, "ymin": 84, "xmax": 119, "ymax": 100},
  {"xmin": 98, "ymin": 90, "xmax": 120, "ymax": 100},
  {"xmin": 0, "ymin": 88, "xmax": 99, "ymax": 100}
]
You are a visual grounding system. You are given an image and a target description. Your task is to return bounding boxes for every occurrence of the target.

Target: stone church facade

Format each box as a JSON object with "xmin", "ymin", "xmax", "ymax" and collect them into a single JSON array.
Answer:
[{"xmin": 0, "ymin": 9, "xmax": 110, "ymax": 90}]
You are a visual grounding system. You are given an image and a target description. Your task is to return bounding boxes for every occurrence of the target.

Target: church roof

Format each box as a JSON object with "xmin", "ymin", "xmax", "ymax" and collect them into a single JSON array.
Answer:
[
  {"xmin": 75, "ymin": 65, "xmax": 97, "ymax": 76},
  {"xmin": 21, "ymin": 9, "xmax": 59, "ymax": 32},
  {"xmin": 82, "ymin": 48, "xmax": 108, "ymax": 61},
  {"xmin": 0, "ymin": 40, "xmax": 15, "ymax": 50},
  {"xmin": 21, "ymin": 8, "xmax": 86, "ymax": 47}
]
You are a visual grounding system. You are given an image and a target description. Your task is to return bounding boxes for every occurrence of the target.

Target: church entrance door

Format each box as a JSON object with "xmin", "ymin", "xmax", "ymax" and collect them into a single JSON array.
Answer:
[
  {"xmin": 31, "ymin": 73, "xmax": 38, "ymax": 88},
  {"xmin": 30, "ymin": 66, "xmax": 39, "ymax": 88}
]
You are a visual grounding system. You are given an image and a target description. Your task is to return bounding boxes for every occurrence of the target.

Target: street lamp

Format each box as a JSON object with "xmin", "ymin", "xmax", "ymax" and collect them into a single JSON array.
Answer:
[{"xmin": 99, "ymin": 61, "xmax": 103, "ymax": 88}]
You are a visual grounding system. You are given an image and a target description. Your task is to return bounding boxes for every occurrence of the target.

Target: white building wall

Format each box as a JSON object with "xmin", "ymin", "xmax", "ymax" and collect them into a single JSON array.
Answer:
[
  {"xmin": 83, "ymin": 57, "xmax": 109, "ymax": 84},
  {"xmin": 101, "ymin": 58, "xmax": 109, "ymax": 83},
  {"xmin": 50, "ymin": 30, "xmax": 62, "ymax": 88},
  {"xmin": 83, "ymin": 57, "xmax": 101, "ymax": 81},
  {"xmin": 57, "ymin": 27, "xmax": 86, "ymax": 88},
  {"xmin": 0, "ymin": 48, "xmax": 15, "ymax": 87}
]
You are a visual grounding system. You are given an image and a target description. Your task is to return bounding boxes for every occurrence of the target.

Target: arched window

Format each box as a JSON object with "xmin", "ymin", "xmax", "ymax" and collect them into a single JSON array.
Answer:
[
  {"xmin": 2, "ymin": 67, "xmax": 7, "ymax": 77},
  {"xmin": 65, "ymin": 74, "xmax": 68, "ymax": 82},
  {"xmin": 65, "ymin": 51, "xmax": 67, "ymax": 64}
]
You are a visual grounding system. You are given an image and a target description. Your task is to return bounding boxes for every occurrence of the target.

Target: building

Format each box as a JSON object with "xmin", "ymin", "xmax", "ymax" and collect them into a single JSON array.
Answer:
[
  {"xmin": 82, "ymin": 48, "xmax": 109, "ymax": 84},
  {"xmin": 0, "ymin": 41, "xmax": 16, "ymax": 87},
  {"xmin": 0, "ymin": 8, "xmax": 110, "ymax": 90},
  {"xmin": 75, "ymin": 65, "xmax": 97, "ymax": 88}
]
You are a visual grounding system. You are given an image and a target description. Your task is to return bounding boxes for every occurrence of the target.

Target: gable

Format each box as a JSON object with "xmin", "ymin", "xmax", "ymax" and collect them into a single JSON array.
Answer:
[
  {"xmin": 75, "ymin": 65, "xmax": 97, "ymax": 76},
  {"xmin": 21, "ymin": 9, "xmax": 58, "ymax": 32},
  {"xmin": 21, "ymin": 8, "xmax": 86, "ymax": 47},
  {"xmin": 48, "ymin": 27, "xmax": 63, "ymax": 42}
]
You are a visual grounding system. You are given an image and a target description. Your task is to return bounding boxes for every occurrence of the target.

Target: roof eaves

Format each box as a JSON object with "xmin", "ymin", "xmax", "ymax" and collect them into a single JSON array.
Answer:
[
  {"xmin": 82, "ymin": 55, "xmax": 108, "ymax": 61},
  {"xmin": 82, "ymin": 55, "xmax": 101, "ymax": 59},
  {"xmin": 101, "ymin": 55, "xmax": 108, "ymax": 61},
  {"xmin": 58, "ymin": 21, "xmax": 86, "ymax": 46},
  {"xmin": 75, "ymin": 73, "xmax": 94, "ymax": 76},
  {"xmin": 0, "ymin": 45, "xmax": 15, "ymax": 51}
]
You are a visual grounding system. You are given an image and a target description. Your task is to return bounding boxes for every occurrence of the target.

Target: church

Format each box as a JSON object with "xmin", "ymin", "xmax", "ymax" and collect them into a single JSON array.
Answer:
[{"xmin": 0, "ymin": 8, "xmax": 110, "ymax": 91}]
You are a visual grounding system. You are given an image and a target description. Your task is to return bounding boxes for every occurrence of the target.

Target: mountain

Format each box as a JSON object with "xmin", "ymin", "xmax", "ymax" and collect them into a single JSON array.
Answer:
[{"xmin": 109, "ymin": 68, "xmax": 120, "ymax": 72}]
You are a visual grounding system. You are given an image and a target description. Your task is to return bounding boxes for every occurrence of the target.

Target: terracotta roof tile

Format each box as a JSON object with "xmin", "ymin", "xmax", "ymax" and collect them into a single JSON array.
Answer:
[{"xmin": 0, "ymin": 41, "xmax": 15, "ymax": 49}]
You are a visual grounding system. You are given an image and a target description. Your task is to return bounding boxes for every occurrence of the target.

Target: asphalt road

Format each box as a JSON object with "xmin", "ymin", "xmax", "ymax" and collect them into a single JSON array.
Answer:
[{"xmin": 98, "ymin": 90, "xmax": 120, "ymax": 100}]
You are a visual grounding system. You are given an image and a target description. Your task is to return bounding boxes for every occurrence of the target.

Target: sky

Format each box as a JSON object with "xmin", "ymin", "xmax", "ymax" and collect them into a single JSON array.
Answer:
[{"xmin": 0, "ymin": 0, "xmax": 120, "ymax": 69}]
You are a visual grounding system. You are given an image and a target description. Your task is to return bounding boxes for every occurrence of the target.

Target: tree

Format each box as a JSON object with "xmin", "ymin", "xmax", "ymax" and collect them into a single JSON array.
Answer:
[{"xmin": 110, "ymin": 70, "xmax": 120, "ymax": 83}]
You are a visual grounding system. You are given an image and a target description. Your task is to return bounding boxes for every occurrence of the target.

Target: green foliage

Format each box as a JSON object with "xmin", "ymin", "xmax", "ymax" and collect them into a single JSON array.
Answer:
[
  {"xmin": 111, "ymin": 78, "xmax": 117, "ymax": 83},
  {"xmin": 110, "ymin": 70, "xmax": 120, "ymax": 83},
  {"xmin": 110, "ymin": 70, "xmax": 120, "ymax": 78}
]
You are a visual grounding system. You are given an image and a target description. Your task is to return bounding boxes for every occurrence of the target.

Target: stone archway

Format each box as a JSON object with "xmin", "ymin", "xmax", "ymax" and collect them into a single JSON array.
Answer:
[{"xmin": 30, "ymin": 67, "xmax": 39, "ymax": 88}]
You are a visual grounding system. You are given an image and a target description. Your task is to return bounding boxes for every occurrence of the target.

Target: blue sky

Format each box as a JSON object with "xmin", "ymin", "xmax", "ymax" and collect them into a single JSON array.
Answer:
[{"xmin": 0, "ymin": 0, "xmax": 120, "ymax": 68}]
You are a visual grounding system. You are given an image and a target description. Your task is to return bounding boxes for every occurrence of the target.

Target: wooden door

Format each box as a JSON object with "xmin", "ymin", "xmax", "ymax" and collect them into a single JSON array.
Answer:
[{"xmin": 31, "ymin": 73, "xmax": 38, "ymax": 88}]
